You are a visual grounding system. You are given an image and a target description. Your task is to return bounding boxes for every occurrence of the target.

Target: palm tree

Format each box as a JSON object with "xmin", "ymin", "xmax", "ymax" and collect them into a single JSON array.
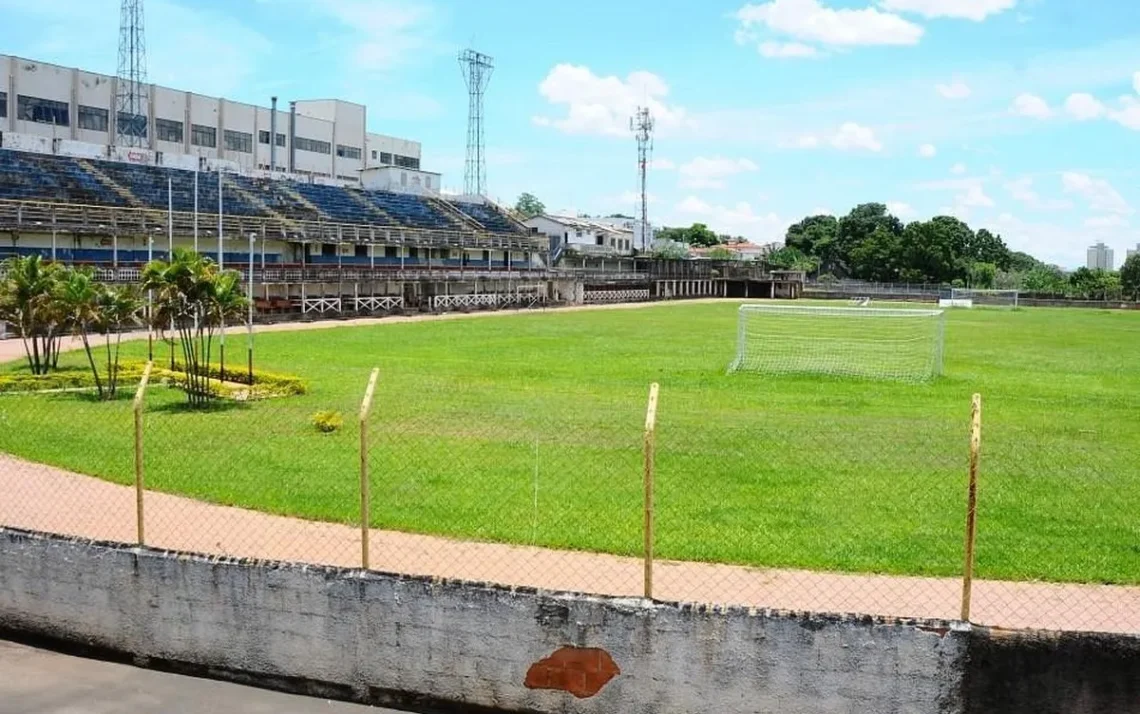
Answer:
[
  {"xmin": 143, "ymin": 249, "xmax": 248, "ymax": 406},
  {"xmin": 57, "ymin": 267, "xmax": 106, "ymax": 398},
  {"xmin": 0, "ymin": 255, "xmax": 64, "ymax": 375},
  {"xmin": 95, "ymin": 284, "xmax": 143, "ymax": 397}
]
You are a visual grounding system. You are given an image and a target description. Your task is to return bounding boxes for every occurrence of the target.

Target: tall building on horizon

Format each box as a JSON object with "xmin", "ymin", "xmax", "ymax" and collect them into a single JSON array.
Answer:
[
  {"xmin": 1087, "ymin": 242, "xmax": 1114, "ymax": 270},
  {"xmin": 1128, "ymin": 243, "xmax": 1140, "ymax": 260}
]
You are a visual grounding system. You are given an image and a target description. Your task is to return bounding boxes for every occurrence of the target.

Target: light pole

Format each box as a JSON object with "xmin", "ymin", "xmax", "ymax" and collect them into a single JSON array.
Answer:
[{"xmin": 248, "ymin": 232, "xmax": 256, "ymax": 384}]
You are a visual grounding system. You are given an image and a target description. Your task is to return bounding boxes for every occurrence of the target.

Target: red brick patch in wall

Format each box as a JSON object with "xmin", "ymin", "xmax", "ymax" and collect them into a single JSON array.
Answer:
[{"xmin": 524, "ymin": 646, "xmax": 620, "ymax": 698}]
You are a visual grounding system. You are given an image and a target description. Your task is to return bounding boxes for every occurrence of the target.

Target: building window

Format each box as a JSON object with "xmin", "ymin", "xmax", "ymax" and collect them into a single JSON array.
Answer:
[
  {"xmin": 0, "ymin": 91, "xmax": 6, "ymax": 120},
  {"xmin": 379, "ymin": 152, "xmax": 392, "ymax": 164},
  {"xmin": 224, "ymin": 129, "xmax": 253, "ymax": 153},
  {"xmin": 117, "ymin": 112, "xmax": 147, "ymax": 139},
  {"xmin": 394, "ymin": 154, "xmax": 420, "ymax": 170},
  {"xmin": 408, "ymin": 247, "xmax": 418, "ymax": 259},
  {"xmin": 155, "ymin": 118, "xmax": 183, "ymax": 143},
  {"xmin": 371, "ymin": 150, "xmax": 377, "ymax": 160},
  {"xmin": 258, "ymin": 130, "xmax": 286, "ymax": 146},
  {"xmin": 384, "ymin": 246, "xmax": 397, "ymax": 258},
  {"xmin": 294, "ymin": 136, "xmax": 331, "ymax": 154},
  {"xmin": 191, "ymin": 124, "xmax": 216, "ymax": 148},
  {"xmin": 77, "ymin": 105, "xmax": 109, "ymax": 132},
  {"xmin": 336, "ymin": 144, "xmax": 362, "ymax": 160},
  {"xmin": 17, "ymin": 95, "xmax": 69, "ymax": 126},
  {"xmin": 337, "ymin": 174, "xmax": 358, "ymax": 182}
]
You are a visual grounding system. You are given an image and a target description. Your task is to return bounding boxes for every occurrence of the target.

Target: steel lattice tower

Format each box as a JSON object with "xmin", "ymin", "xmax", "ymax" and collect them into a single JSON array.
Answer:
[
  {"xmin": 116, "ymin": 0, "xmax": 149, "ymax": 147},
  {"xmin": 630, "ymin": 107, "xmax": 655, "ymax": 251},
  {"xmin": 459, "ymin": 49, "xmax": 494, "ymax": 196}
]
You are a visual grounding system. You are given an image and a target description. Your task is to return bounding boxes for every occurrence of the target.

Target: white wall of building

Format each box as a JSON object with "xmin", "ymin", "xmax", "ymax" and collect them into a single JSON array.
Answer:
[
  {"xmin": 360, "ymin": 166, "xmax": 440, "ymax": 194},
  {"xmin": 0, "ymin": 53, "xmax": 423, "ymax": 184}
]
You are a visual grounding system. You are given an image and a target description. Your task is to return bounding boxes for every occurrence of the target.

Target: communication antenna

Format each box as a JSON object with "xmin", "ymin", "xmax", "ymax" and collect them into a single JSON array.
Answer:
[
  {"xmin": 116, "ymin": 0, "xmax": 149, "ymax": 147},
  {"xmin": 459, "ymin": 49, "xmax": 494, "ymax": 196},
  {"xmin": 630, "ymin": 106, "xmax": 655, "ymax": 251}
]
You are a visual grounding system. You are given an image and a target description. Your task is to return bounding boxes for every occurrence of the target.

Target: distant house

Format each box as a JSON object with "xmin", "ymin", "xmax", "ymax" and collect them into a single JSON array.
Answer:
[
  {"xmin": 525, "ymin": 215, "xmax": 636, "ymax": 257},
  {"xmin": 688, "ymin": 240, "xmax": 776, "ymax": 261}
]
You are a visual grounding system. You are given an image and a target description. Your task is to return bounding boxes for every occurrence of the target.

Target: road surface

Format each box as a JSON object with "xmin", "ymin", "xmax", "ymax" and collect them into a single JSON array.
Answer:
[{"xmin": 0, "ymin": 638, "xmax": 398, "ymax": 713}]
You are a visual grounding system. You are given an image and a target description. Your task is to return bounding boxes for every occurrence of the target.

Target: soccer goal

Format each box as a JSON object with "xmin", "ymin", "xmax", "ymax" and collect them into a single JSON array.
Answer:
[
  {"xmin": 950, "ymin": 288, "xmax": 1019, "ymax": 308},
  {"xmin": 728, "ymin": 304, "xmax": 946, "ymax": 382}
]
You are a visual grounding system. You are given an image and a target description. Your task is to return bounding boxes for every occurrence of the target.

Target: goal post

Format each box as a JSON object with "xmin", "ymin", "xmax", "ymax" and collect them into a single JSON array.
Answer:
[
  {"xmin": 950, "ymin": 288, "xmax": 1019, "ymax": 308},
  {"xmin": 729, "ymin": 304, "xmax": 946, "ymax": 382}
]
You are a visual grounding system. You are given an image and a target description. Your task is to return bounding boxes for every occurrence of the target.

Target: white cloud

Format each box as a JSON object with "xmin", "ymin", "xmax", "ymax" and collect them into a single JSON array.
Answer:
[
  {"xmin": 650, "ymin": 158, "xmax": 677, "ymax": 170},
  {"xmin": 887, "ymin": 201, "xmax": 918, "ymax": 219},
  {"xmin": 830, "ymin": 122, "xmax": 883, "ymax": 151},
  {"xmin": 735, "ymin": 0, "xmax": 923, "ymax": 49},
  {"xmin": 917, "ymin": 177, "xmax": 995, "ymax": 212},
  {"xmin": 936, "ymin": 79, "xmax": 971, "ymax": 100},
  {"xmin": 879, "ymin": 0, "xmax": 1017, "ymax": 21},
  {"xmin": 1004, "ymin": 177, "xmax": 1073, "ymax": 210},
  {"xmin": 533, "ymin": 64, "xmax": 688, "ymax": 137},
  {"xmin": 1085, "ymin": 215, "xmax": 1129, "ymax": 228},
  {"xmin": 759, "ymin": 41, "xmax": 821, "ymax": 58},
  {"xmin": 951, "ymin": 162, "xmax": 967, "ymax": 175},
  {"xmin": 1064, "ymin": 93, "xmax": 1106, "ymax": 121},
  {"xmin": 1011, "ymin": 93, "xmax": 1053, "ymax": 119},
  {"xmin": 674, "ymin": 196, "xmax": 785, "ymax": 242},
  {"xmin": 678, "ymin": 156, "xmax": 759, "ymax": 189},
  {"xmin": 1062, "ymin": 172, "xmax": 1133, "ymax": 214},
  {"xmin": 786, "ymin": 134, "xmax": 821, "ymax": 149},
  {"xmin": 994, "ymin": 213, "xmax": 1134, "ymax": 269},
  {"xmin": 615, "ymin": 191, "xmax": 660, "ymax": 206},
  {"xmin": 1108, "ymin": 96, "xmax": 1140, "ymax": 130},
  {"xmin": 310, "ymin": 0, "xmax": 438, "ymax": 73},
  {"xmin": 918, "ymin": 143, "xmax": 937, "ymax": 158}
]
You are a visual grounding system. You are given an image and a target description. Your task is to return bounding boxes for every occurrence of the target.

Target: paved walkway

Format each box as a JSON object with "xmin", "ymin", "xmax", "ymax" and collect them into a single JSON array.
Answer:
[
  {"xmin": 2, "ymin": 454, "xmax": 1138, "ymax": 635},
  {"xmin": 0, "ymin": 639, "xmax": 389, "ymax": 713}
]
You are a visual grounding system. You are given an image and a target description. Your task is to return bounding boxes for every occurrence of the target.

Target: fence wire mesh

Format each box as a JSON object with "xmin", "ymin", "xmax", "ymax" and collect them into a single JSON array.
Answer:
[{"xmin": 1, "ymin": 351, "xmax": 1138, "ymax": 635}]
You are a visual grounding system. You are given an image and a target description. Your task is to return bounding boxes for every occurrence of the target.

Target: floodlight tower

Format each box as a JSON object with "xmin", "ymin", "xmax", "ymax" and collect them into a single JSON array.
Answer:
[
  {"xmin": 459, "ymin": 49, "xmax": 494, "ymax": 196},
  {"xmin": 630, "ymin": 106, "xmax": 655, "ymax": 251},
  {"xmin": 116, "ymin": 0, "xmax": 149, "ymax": 147}
]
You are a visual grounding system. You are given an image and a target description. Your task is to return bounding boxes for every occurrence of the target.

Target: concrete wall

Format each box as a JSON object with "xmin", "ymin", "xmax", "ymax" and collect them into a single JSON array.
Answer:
[{"xmin": 2, "ymin": 528, "xmax": 1138, "ymax": 714}]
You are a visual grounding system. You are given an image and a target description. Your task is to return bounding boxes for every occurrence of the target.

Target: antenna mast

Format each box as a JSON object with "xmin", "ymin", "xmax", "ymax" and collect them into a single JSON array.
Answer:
[
  {"xmin": 459, "ymin": 49, "xmax": 494, "ymax": 196},
  {"xmin": 116, "ymin": 0, "xmax": 149, "ymax": 147},
  {"xmin": 630, "ymin": 106, "xmax": 655, "ymax": 252}
]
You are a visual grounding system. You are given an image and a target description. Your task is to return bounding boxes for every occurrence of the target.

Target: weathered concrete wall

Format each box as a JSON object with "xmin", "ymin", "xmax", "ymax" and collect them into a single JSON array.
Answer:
[{"xmin": 0, "ymin": 528, "xmax": 964, "ymax": 714}]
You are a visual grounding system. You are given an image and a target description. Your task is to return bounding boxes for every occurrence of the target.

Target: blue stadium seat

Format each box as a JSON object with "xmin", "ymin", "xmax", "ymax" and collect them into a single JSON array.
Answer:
[
  {"xmin": 448, "ymin": 201, "xmax": 525, "ymax": 234},
  {"xmin": 0, "ymin": 150, "xmax": 128, "ymax": 206}
]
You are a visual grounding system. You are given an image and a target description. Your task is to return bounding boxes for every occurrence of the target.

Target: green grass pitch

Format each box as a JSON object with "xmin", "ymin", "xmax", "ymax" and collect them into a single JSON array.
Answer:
[{"xmin": 2, "ymin": 301, "xmax": 1138, "ymax": 584}]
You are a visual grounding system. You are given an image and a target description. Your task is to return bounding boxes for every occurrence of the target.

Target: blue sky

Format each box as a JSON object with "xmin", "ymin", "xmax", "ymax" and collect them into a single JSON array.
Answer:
[{"xmin": 3, "ymin": 0, "xmax": 1140, "ymax": 266}]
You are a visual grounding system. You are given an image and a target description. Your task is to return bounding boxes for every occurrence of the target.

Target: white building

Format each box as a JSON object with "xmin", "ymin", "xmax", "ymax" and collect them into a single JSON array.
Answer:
[
  {"xmin": 525, "ymin": 215, "xmax": 635, "ymax": 256},
  {"xmin": 589, "ymin": 216, "xmax": 655, "ymax": 251},
  {"xmin": 0, "ymin": 54, "xmax": 422, "ymax": 183},
  {"xmin": 1087, "ymin": 242, "xmax": 1114, "ymax": 270},
  {"xmin": 1127, "ymin": 244, "xmax": 1139, "ymax": 260}
]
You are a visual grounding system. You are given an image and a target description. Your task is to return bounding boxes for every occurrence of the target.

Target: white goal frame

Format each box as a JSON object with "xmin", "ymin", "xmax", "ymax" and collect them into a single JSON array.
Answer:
[
  {"xmin": 950, "ymin": 288, "xmax": 1019, "ymax": 308},
  {"xmin": 729, "ymin": 304, "xmax": 946, "ymax": 382}
]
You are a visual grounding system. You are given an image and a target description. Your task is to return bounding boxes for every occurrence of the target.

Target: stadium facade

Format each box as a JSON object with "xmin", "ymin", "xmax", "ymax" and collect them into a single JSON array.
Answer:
[{"xmin": 0, "ymin": 53, "xmax": 791, "ymax": 316}]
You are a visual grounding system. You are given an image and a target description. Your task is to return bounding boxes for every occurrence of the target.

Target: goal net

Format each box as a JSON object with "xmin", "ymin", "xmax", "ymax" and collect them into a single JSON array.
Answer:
[
  {"xmin": 950, "ymin": 288, "xmax": 1019, "ymax": 308},
  {"xmin": 729, "ymin": 304, "xmax": 946, "ymax": 382}
]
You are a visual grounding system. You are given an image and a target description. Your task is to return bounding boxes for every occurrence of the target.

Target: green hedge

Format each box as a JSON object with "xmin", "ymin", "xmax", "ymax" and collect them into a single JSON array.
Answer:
[
  {"xmin": 0, "ymin": 365, "xmax": 148, "ymax": 394},
  {"xmin": 1, "ymin": 361, "xmax": 305, "ymax": 400}
]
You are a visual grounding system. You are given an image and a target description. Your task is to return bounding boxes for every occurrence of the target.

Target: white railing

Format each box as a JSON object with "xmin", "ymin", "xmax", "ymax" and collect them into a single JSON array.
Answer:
[
  {"xmin": 301, "ymin": 297, "xmax": 342, "ymax": 314},
  {"xmin": 432, "ymin": 294, "xmax": 503, "ymax": 311},
  {"xmin": 352, "ymin": 296, "xmax": 404, "ymax": 312},
  {"xmin": 584, "ymin": 289, "xmax": 651, "ymax": 303}
]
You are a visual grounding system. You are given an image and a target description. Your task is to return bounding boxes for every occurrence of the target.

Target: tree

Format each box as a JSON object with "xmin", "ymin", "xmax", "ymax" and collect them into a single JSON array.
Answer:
[
  {"xmin": 706, "ymin": 246, "xmax": 736, "ymax": 261},
  {"xmin": 57, "ymin": 267, "xmax": 107, "ymax": 398},
  {"xmin": 1008, "ymin": 251, "xmax": 1044, "ymax": 273},
  {"xmin": 95, "ymin": 284, "xmax": 142, "ymax": 397},
  {"xmin": 1120, "ymin": 254, "xmax": 1140, "ymax": 300},
  {"xmin": 0, "ymin": 255, "xmax": 65, "ymax": 375},
  {"xmin": 837, "ymin": 204, "xmax": 904, "ymax": 277},
  {"xmin": 514, "ymin": 193, "xmax": 545, "ymax": 219},
  {"xmin": 685, "ymin": 223, "xmax": 721, "ymax": 247},
  {"xmin": 651, "ymin": 242, "xmax": 688, "ymax": 260},
  {"xmin": 143, "ymin": 249, "xmax": 249, "ymax": 407},
  {"xmin": 785, "ymin": 214, "xmax": 840, "ymax": 272},
  {"xmin": 1022, "ymin": 266, "xmax": 1065, "ymax": 295},
  {"xmin": 848, "ymin": 226, "xmax": 903, "ymax": 282},
  {"xmin": 896, "ymin": 216, "xmax": 973, "ymax": 283},
  {"xmin": 968, "ymin": 229, "xmax": 1011, "ymax": 271},
  {"xmin": 968, "ymin": 262, "xmax": 997, "ymax": 289},
  {"xmin": 767, "ymin": 246, "xmax": 820, "ymax": 272}
]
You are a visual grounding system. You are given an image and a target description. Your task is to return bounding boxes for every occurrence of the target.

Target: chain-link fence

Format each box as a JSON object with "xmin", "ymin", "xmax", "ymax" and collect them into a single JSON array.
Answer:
[{"xmin": 1, "ymin": 358, "xmax": 1137, "ymax": 634}]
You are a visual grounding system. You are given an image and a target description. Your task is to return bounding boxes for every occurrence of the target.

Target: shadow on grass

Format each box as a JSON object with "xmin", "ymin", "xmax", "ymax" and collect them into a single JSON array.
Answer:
[{"xmin": 150, "ymin": 398, "xmax": 251, "ymax": 415}]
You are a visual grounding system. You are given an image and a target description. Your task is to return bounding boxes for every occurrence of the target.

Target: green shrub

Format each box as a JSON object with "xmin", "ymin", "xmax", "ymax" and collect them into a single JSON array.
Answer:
[
  {"xmin": 0, "ymin": 364, "xmax": 148, "ymax": 394},
  {"xmin": 119, "ymin": 361, "xmax": 307, "ymax": 400},
  {"xmin": 310, "ymin": 410, "xmax": 344, "ymax": 433}
]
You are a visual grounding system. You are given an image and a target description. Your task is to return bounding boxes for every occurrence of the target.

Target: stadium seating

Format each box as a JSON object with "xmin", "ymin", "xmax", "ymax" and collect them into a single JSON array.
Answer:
[
  {"xmin": 0, "ymin": 148, "xmax": 530, "ymax": 238},
  {"xmin": 0, "ymin": 151, "xmax": 127, "ymax": 206},
  {"xmin": 450, "ymin": 201, "xmax": 521, "ymax": 234}
]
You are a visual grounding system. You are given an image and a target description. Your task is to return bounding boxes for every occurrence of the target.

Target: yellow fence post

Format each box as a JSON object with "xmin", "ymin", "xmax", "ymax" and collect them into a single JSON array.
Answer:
[
  {"xmin": 643, "ymin": 382, "xmax": 660, "ymax": 600},
  {"xmin": 961, "ymin": 393, "xmax": 982, "ymax": 622},
  {"xmin": 359, "ymin": 368, "xmax": 380, "ymax": 570},
  {"xmin": 133, "ymin": 362, "xmax": 154, "ymax": 546}
]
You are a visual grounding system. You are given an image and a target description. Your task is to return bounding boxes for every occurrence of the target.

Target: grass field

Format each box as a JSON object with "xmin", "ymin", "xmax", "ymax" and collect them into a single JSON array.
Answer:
[{"xmin": 2, "ymin": 301, "xmax": 1138, "ymax": 585}]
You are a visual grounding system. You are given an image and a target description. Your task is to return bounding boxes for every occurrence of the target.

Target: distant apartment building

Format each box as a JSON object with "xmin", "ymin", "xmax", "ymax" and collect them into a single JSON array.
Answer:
[
  {"xmin": 1087, "ymin": 242, "xmax": 1114, "ymax": 270},
  {"xmin": 1128, "ymin": 243, "xmax": 1140, "ymax": 260}
]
